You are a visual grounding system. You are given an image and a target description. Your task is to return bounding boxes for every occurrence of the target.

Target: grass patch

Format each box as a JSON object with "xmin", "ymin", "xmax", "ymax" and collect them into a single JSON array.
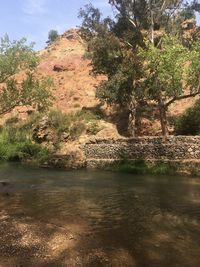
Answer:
[
  {"xmin": 104, "ymin": 160, "xmax": 177, "ymax": 176},
  {"xmin": 0, "ymin": 141, "xmax": 51, "ymax": 163},
  {"xmin": 47, "ymin": 109, "xmax": 101, "ymax": 141},
  {"xmin": 0, "ymin": 124, "xmax": 51, "ymax": 164},
  {"xmin": 0, "ymin": 109, "xmax": 102, "ymax": 164}
]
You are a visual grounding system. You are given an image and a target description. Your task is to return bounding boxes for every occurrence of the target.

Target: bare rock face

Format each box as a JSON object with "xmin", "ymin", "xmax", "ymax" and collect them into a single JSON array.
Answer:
[
  {"xmin": 53, "ymin": 64, "xmax": 68, "ymax": 72},
  {"xmin": 61, "ymin": 29, "xmax": 83, "ymax": 41},
  {"xmin": 182, "ymin": 19, "xmax": 196, "ymax": 30},
  {"xmin": 32, "ymin": 117, "xmax": 55, "ymax": 143},
  {"xmin": 181, "ymin": 19, "xmax": 200, "ymax": 47},
  {"xmin": 50, "ymin": 145, "xmax": 86, "ymax": 169}
]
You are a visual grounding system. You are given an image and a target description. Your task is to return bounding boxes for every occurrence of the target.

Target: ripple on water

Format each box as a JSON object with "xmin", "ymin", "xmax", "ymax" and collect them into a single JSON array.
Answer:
[{"xmin": 0, "ymin": 164, "xmax": 199, "ymax": 267}]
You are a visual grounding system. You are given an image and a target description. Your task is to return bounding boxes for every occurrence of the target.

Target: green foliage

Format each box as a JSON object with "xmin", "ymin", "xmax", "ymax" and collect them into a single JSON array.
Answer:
[
  {"xmin": 47, "ymin": 30, "xmax": 59, "ymax": 44},
  {"xmin": 5, "ymin": 116, "xmax": 19, "ymax": 126},
  {"xmin": 0, "ymin": 35, "xmax": 37, "ymax": 83},
  {"xmin": 104, "ymin": 160, "xmax": 176, "ymax": 175},
  {"xmin": 0, "ymin": 35, "xmax": 53, "ymax": 116},
  {"xmin": 78, "ymin": 4, "xmax": 101, "ymax": 40},
  {"xmin": 108, "ymin": 0, "xmax": 195, "ymax": 35},
  {"xmin": 69, "ymin": 121, "xmax": 86, "ymax": 139},
  {"xmin": 89, "ymin": 32, "xmax": 122, "ymax": 76},
  {"xmin": 0, "ymin": 125, "xmax": 51, "ymax": 163},
  {"xmin": 78, "ymin": 4, "xmax": 113, "ymax": 41},
  {"xmin": 46, "ymin": 109, "xmax": 101, "ymax": 140},
  {"xmin": 186, "ymin": 39, "xmax": 200, "ymax": 94},
  {"xmin": 0, "ymin": 74, "xmax": 53, "ymax": 115},
  {"xmin": 174, "ymin": 99, "xmax": 200, "ymax": 135},
  {"xmin": 74, "ymin": 110, "xmax": 100, "ymax": 122},
  {"xmin": 140, "ymin": 36, "xmax": 188, "ymax": 101},
  {"xmin": 20, "ymin": 112, "xmax": 43, "ymax": 130},
  {"xmin": 48, "ymin": 110, "xmax": 71, "ymax": 135},
  {"xmin": 87, "ymin": 121, "xmax": 100, "ymax": 135},
  {"xmin": 79, "ymin": 1, "xmax": 200, "ymax": 136}
]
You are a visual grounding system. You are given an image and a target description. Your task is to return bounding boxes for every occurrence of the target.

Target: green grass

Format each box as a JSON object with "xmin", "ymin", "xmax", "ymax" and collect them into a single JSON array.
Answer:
[
  {"xmin": 104, "ymin": 160, "xmax": 176, "ymax": 176},
  {"xmin": 0, "ymin": 123, "xmax": 51, "ymax": 164},
  {"xmin": 0, "ymin": 109, "xmax": 101, "ymax": 165},
  {"xmin": 47, "ymin": 109, "xmax": 101, "ymax": 141}
]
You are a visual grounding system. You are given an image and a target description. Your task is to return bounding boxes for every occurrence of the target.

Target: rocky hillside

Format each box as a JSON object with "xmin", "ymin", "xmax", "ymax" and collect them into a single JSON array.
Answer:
[
  {"xmin": 3, "ymin": 22, "xmax": 200, "ymax": 136},
  {"xmin": 37, "ymin": 29, "xmax": 103, "ymax": 113}
]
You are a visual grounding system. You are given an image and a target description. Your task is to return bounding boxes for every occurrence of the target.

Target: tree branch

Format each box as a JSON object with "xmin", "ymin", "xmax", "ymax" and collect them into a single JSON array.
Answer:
[{"xmin": 165, "ymin": 92, "xmax": 200, "ymax": 107}]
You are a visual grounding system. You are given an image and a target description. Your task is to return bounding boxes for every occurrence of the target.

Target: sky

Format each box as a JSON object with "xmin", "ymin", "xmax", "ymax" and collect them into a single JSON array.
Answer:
[
  {"xmin": 0, "ymin": 0, "xmax": 199, "ymax": 51},
  {"xmin": 0, "ymin": 0, "xmax": 112, "ymax": 50}
]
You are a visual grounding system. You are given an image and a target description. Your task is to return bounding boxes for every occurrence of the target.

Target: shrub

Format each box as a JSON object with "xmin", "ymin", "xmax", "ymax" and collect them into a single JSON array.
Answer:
[
  {"xmin": 70, "ymin": 121, "xmax": 86, "ymax": 139},
  {"xmin": 48, "ymin": 110, "xmax": 71, "ymax": 134},
  {"xmin": 174, "ymin": 99, "xmax": 200, "ymax": 135},
  {"xmin": 87, "ymin": 121, "xmax": 100, "ymax": 135},
  {"xmin": 0, "ymin": 124, "xmax": 51, "ymax": 163},
  {"xmin": 47, "ymin": 30, "xmax": 59, "ymax": 44},
  {"xmin": 47, "ymin": 109, "xmax": 100, "ymax": 139},
  {"xmin": 5, "ymin": 116, "xmax": 19, "ymax": 125}
]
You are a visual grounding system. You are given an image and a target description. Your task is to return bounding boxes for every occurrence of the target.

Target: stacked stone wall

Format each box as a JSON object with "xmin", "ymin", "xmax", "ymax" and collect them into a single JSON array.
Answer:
[{"xmin": 84, "ymin": 137, "xmax": 200, "ymax": 173}]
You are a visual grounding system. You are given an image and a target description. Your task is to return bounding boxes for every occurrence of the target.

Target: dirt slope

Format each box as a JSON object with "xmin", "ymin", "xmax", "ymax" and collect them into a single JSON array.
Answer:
[
  {"xmin": 36, "ymin": 29, "xmax": 103, "ymax": 113},
  {"xmin": 3, "ymin": 26, "xmax": 199, "ymax": 136}
]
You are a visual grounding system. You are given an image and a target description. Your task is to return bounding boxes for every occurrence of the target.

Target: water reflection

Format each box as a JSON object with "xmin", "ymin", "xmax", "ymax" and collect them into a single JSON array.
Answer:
[{"xmin": 0, "ymin": 163, "xmax": 199, "ymax": 267}]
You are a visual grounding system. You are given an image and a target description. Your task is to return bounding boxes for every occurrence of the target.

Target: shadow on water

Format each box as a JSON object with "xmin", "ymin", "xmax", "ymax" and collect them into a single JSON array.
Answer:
[{"xmin": 0, "ymin": 162, "xmax": 199, "ymax": 267}]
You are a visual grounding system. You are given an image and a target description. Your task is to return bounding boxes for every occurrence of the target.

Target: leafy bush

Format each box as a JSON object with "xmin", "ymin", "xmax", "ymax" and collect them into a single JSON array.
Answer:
[
  {"xmin": 87, "ymin": 121, "xmax": 100, "ymax": 135},
  {"xmin": 0, "ymin": 140, "xmax": 50, "ymax": 163},
  {"xmin": 47, "ymin": 30, "xmax": 59, "ymax": 44},
  {"xmin": 47, "ymin": 109, "xmax": 100, "ymax": 139},
  {"xmin": 174, "ymin": 99, "xmax": 200, "ymax": 135},
  {"xmin": 48, "ymin": 110, "xmax": 71, "ymax": 134},
  {"xmin": 0, "ymin": 124, "xmax": 51, "ymax": 163},
  {"xmin": 70, "ymin": 121, "xmax": 86, "ymax": 139}
]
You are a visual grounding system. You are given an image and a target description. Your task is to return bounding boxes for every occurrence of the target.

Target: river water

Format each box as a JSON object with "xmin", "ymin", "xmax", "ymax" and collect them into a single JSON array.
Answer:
[{"xmin": 0, "ymin": 163, "xmax": 199, "ymax": 267}]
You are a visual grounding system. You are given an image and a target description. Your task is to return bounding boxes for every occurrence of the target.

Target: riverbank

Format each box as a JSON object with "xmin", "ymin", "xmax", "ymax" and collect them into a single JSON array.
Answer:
[
  {"xmin": 83, "ymin": 136, "xmax": 200, "ymax": 176},
  {"xmin": 1, "ymin": 134, "xmax": 200, "ymax": 176}
]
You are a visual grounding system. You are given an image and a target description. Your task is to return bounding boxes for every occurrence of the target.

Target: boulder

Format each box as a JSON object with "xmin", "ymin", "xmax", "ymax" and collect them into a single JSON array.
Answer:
[
  {"xmin": 53, "ymin": 64, "xmax": 68, "ymax": 72},
  {"xmin": 32, "ymin": 117, "xmax": 55, "ymax": 143}
]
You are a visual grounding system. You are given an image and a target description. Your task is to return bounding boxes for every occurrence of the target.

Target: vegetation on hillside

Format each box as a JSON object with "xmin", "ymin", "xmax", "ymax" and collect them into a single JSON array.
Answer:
[
  {"xmin": 0, "ymin": 35, "xmax": 53, "ymax": 115},
  {"xmin": 174, "ymin": 99, "xmax": 200, "ymax": 135},
  {"xmin": 79, "ymin": 0, "xmax": 200, "ymax": 137},
  {"xmin": 47, "ymin": 29, "xmax": 59, "ymax": 44},
  {"xmin": 1, "ymin": 1, "xmax": 200, "ymax": 167},
  {"xmin": 0, "ymin": 109, "xmax": 101, "ymax": 164}
]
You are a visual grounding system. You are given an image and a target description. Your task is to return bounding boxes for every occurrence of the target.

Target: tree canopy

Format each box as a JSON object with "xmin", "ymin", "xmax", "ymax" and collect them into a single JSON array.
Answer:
[
  {"xmin": 79, "ymin": 0, "xmax": 200, "ymax": 136},
  {"xmin": 0, "ymin": 35, "xmax": 53, "ymax": 116},
  {"xmin": 47, "ymin": 29, "xmax": 59, "ymax": 44}
]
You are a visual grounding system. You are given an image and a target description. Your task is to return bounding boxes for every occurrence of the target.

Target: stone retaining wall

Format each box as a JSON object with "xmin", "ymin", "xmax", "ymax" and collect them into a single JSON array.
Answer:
[{"xmin": 84, "ymin": 136, "xmax": 200, "ymax": 173}]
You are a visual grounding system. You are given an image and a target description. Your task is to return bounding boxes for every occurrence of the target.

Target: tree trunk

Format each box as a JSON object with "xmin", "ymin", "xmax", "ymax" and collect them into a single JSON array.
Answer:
[
  {"xmin": 135, "ymin": 105, "xmax": 142, "ymax": 136},
  {"xmin": 127, "ymin": 96, "xmax": 143, "ymax": 137},
  {"xmin": 128, "ymin": 109, "xmax": 136, "ymax": 137},
  {"xmin": 158, "ymin": 98, "xmax": 168, "ymax": 137},
  {"xmin": 127, "ymin": 96, "xmax": 137, "ymax": 137},
  {"xmin": 149, "ymin": 1, "xmax": 154, "ymax": 45}
]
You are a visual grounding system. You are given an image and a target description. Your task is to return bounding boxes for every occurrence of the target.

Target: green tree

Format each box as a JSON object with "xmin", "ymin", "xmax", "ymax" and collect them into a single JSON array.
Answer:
[
  {"xmin": 140, "ymin": 35, "xmax": 200, "ymax": 136},
  {"xmin": 0, "ymin": 35, "xmax": 53, "ymax": 115},
  {"xmin": 94, "ymin": 37, "xmax": 146, "ymax": 135},
  {"xmin": 174, "ymin": 99, "xmax": 200, "ymax": 135},
  {"xmin": 79, "ymin": 1, "xmax": 200, "ymax": 136},
  {"xmin": 47, "ymin": 29, "xmax": 59, "ymax": 44},
  {"xmin": 79, "ymin": 4, "xmax": 148, "ymax": 136}
]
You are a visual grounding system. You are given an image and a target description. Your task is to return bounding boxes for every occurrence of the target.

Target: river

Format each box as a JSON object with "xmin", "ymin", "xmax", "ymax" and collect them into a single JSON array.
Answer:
[{"xmin": 0, "ymin": 163, "xmax": 199, "ymax": 267}]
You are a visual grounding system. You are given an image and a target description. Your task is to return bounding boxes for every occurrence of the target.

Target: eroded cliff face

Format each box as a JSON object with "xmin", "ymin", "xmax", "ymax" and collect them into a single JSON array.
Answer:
[
  {"xmin": 36, "ymin": 27, "xmax": 199, "ymax": 136},
  {"xmin": 37, "ymin": 29, "xmax": 104, "ymax": 113},
  {"xmin": 1, "ymin": 26, "xmax": 199, "ymax": 137}
]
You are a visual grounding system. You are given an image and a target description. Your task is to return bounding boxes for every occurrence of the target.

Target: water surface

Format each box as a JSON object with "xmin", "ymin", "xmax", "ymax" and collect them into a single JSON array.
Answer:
[{"xmin": 0, "ymin": 163, "xmax": 199, "ymax": 267}]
